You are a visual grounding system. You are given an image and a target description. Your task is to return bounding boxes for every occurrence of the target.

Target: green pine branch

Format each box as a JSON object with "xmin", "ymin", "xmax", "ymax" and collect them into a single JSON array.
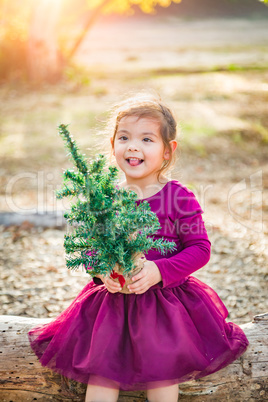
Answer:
[
  {"xmin": 58, "ymin": 124, "xmax": 88, "ymax": 174},
  {"xmin": 57, "ymin": 124, "xmax": 176, "ymax": 277}
]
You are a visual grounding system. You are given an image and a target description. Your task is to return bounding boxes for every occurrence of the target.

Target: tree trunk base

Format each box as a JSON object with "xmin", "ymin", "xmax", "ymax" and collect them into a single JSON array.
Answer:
[{"xmin": 0, "ymin": 314, "xmax": 267, "ymax": 401}]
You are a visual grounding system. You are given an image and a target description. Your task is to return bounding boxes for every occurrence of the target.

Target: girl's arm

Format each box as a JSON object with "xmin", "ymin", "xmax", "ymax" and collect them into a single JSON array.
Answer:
[
  {"xmin": 94, "ymin": 185, "xmax": 211, "ymax": 291},
  {"xmin": 153, "ymin": 238, "xmax": 211, "ymax": 288},
  {"xmin": 129, "ymin": 188, "xmax": 211, "ymax": 293},
  {"xmin": 128, "ymin": 236, "xmax": 210, "ymax": 293},
  {"xmin": 153, "ymin": 189, "xmax": 211, "ymax": 288}
]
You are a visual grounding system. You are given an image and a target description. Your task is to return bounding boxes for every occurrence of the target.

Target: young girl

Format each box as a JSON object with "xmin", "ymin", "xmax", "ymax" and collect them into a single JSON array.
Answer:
[{"xmin": 28, "ymin": 95, "xmax": 249, "ymax": 402}]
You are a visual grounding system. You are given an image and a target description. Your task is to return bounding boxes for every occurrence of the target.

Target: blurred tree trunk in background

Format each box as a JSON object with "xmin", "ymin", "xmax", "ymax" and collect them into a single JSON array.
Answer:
[
  {"xmin": 25, "ymin": 0, "xmax": 182, "ymax": 84},
  {"xmin": 27, "ymin": 0, "xmax": 63, "ymax": 83},
  {"xmin": 67, "ymin": 0, "xmax": 111, "ymax": 60}
]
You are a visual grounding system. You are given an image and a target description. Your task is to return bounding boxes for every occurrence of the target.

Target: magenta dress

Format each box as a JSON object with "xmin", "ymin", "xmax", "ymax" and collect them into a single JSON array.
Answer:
[{"xmin": 28, "ymin": 181, "xmax": 249, "ymax": 391}]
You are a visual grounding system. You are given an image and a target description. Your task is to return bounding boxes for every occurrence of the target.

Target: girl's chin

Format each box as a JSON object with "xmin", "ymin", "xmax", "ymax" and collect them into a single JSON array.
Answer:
[{"xmin": 124, "ymin": 171, "xmax": 159, "ymax": 181}]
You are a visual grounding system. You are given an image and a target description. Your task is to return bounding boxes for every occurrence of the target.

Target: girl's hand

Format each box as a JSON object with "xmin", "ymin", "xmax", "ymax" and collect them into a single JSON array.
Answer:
[
  {"xmin": 95, "ymin": 274, "xmax": 122, "ymax": 293},
  {"xmin": 127, "ymin": 261, "xmax": 162, "ymax": 294}
]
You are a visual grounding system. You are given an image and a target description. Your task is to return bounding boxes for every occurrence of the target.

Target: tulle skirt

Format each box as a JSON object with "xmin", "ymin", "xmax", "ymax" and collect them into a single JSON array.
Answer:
[{"xmin": 28, "ymin": 276, "xmax": 249, "ymax": 391}]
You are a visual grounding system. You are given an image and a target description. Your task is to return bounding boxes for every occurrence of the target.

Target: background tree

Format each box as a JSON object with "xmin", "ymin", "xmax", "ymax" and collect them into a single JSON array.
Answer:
[
  {"xmin": 0, "ymin": 0, "xmax": 267, "ymax": 84},
  {"xmin": 0, "ymin": 0, "xmax": 181, "ymax": 84},
  {"xmin": 27, "ymin": 0, "xmax": 64, "ymax": 83}
]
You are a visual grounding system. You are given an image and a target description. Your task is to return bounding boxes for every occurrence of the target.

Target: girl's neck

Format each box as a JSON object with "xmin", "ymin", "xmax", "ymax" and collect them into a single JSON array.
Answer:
[{"xmin": 119, "ymin": 176, "xmax": 170, "ymax": 200}]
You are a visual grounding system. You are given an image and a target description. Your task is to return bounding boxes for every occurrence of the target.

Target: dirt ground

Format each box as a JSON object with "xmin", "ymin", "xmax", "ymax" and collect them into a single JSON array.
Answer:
[
  {"xmin": 0, "ymin": 17, "xmax": 267, "ymax": 325},
  {"xmin": 77, "ymin": 17, "xmax": 268, "ymax": 72}
]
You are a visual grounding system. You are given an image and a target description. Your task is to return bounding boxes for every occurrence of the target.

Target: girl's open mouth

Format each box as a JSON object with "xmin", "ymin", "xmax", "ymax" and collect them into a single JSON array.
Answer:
[{"xmin": 126, "ymin": 158, "xmax": 144, "ymax": 166}]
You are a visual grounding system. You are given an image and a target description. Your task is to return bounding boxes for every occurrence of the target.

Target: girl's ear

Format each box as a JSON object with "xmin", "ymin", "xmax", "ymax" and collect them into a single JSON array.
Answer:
[
  {"xmin": 110, "ymin": 137, "xmax": 115, "ymax": 156},
  {"xmin": 164, "ymin": 140, "xmax": 177, "ymax": 160}
]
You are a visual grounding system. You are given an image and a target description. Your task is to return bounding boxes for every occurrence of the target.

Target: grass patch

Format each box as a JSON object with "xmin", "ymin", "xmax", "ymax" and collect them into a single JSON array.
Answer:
[
  {"xmin": 219, "ymin": 127, "xmax": 268, "ymax": 150},
  {"xmin": 180, "ymin": 120, "xmax": 217, "ymax": 156},
  {"xmin": 181, "ymin": 120, "xmax": 217, "ymax": 139},
  {"xmin": 0, "ymin": 96, "xmax": 106, "ymax": 173},
  {"xmin": 63, "ymin": 64, "xmax": 92, "ymax": 88},
  {"xmin": 253, "ymin": 123, "xmax": 268, "ymax": 143},
  {"xmin": 148, "ymin": 64, "xmax": 268, "ymax": 77}
]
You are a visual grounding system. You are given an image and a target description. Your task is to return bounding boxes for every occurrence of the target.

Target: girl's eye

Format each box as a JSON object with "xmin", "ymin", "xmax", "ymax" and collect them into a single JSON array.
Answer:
[
  {"xmin": 118, "ymin": 136, "xmax": 128, "ymax": 141},
  {"xmin": 143, "ymin": 137, "xmax": 153, "ymax": 142}
]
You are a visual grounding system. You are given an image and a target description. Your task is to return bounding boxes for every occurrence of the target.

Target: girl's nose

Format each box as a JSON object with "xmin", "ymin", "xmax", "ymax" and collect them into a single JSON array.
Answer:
[{"xmin": 128, "ymin": 143, "xmax": 139, "ymax": 151}]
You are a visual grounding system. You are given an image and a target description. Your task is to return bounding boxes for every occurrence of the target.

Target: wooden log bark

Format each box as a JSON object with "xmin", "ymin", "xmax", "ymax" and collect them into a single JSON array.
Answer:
[{"xmin": 0, "ymin": 314, "xmax": 267, "ymax": 401}]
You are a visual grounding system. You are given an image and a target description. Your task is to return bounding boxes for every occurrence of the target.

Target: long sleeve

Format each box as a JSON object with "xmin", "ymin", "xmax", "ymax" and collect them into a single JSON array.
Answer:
[
  {"xmin": 150, "ymin": 183, "xmax": 211, "ymax": 288},
  {"xmin": 154, "ymin": 239, "xmax": 210, "ymax": 288}
]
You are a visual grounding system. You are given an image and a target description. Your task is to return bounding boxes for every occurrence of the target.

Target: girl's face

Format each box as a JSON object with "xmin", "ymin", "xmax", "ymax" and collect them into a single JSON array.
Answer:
[{"xmin": 112, "ymin": 116, "xmax": 171, "ymax": 186}]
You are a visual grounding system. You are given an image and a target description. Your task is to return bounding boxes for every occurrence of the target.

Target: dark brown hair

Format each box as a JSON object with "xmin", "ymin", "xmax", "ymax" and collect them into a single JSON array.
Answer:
[{"xmin": 110, "ymin": 94, "xmax": 178, "ymax": 177}]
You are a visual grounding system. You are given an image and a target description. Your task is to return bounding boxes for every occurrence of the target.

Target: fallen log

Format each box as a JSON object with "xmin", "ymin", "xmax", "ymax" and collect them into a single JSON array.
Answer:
[
  {"xmin": 0, "ymin": 314, "xmax": 267, "ymax": 401},
  {"xmin": 0, "ymin": 211, "xmax": 65, "ymax": 228}
]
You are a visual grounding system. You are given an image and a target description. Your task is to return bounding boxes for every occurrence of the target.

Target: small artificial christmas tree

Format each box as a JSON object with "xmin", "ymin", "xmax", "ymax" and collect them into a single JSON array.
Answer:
[{"xmin": 56, "ymin": 124, "xmax": 176, "ymax": 293}]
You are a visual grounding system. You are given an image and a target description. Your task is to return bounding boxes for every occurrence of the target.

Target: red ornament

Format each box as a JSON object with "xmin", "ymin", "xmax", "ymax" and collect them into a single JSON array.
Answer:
[{"xmin": 110, "ymin": 270, "xmax": 126, "ymax": 288}]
